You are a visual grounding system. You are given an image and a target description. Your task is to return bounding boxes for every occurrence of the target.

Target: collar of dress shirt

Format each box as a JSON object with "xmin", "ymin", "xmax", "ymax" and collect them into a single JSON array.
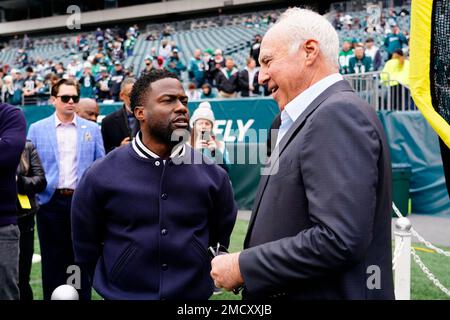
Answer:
[
  {"xmin": 54, "ymin": 113, "xmax": 77, "ymax": 127},
  {"xmin": 133, "ymin": 131, "xmax": 185, "ymax": 159},
  {"xmin": 283, "ymin": 73, "xmax": 343, "ymax": 124}
]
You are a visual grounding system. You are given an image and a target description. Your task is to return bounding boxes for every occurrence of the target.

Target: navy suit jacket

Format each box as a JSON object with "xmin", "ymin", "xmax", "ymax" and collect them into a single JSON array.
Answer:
[{"xmin": 239, "ymin": 80, "xmax": 395, "ymax": 300}]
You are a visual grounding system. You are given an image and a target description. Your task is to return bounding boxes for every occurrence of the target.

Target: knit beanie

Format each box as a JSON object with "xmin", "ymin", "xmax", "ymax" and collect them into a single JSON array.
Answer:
[{"xmin": 189, "ymin": 101, "xmax": 215, "ymax": 128}]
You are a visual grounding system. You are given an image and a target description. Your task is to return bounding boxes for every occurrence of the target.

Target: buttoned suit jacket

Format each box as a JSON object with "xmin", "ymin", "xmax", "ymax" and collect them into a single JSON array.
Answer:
[{"xmin": 240, "ymin": 80, "xmax": 395, "ymax": 300}]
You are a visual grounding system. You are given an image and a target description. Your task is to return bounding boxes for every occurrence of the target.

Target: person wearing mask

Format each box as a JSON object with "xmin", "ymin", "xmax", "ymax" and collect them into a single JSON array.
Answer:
[{"xmin": 16, "ymin": 141, "xmax": 47, "ymax": 300}]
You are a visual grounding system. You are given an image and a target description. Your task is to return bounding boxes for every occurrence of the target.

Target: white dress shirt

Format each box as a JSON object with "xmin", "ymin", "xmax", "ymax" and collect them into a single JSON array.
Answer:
[
  {"xmin": 275, "ymin": 73, "xmax": 344, "ymax": 146},
  {"xmin": 55, "ymin": 114, "xmax": 78, "ymax": 189}
]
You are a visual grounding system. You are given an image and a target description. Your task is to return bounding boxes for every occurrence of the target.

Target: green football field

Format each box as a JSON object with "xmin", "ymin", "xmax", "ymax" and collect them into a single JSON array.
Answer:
[{"xmin": 29, "ymin": 219, "xmax": 450, "ymax": 300}]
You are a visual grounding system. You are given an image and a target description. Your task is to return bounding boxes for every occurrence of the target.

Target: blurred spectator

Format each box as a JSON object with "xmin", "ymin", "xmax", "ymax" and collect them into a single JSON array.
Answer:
[
  {"xmin": 124, "ymin": 34, "xmax": 136, "ymax": 58},
  {"xmin": 338, "ymin": 39, "xmax": 354, "ymax": 75},
  {"xmin": 364, "ymin": 38, "xmax": 382, "ymax": 71},
  {"xmin": 97, "ymin": 67, "xmax": 111, "ymax": 101},
  {"xmin": 16, "ymin": 49, "xmax": 28, "ymax": 68},
  {"xmin": 384, "ymin": 25, "xmax": 408, "ymax": 59},
  {"xmin": 349, "ymin": 44, "xmax": 373, "ymax": 74},
  {"xmin": 109, "ymin": 61, "xmax": 125, "ymax": 101},
  {"xmin": 79, "ymin": 62, "xmax": 96, "ymax": 99},
  {"xmin": 239, "ymin": 57, "xmax": 259, "ymax": 97},
  {"xmin": 186, "ymin": 82, "xmax": 201, "ymax": 100},
  {"xmin": 158, "ymin": 39, "xmax": 172, "ymax": 60},
  {"xmin": 200, "ymin": 83, "xmax": 216, "ymax": 99},
  {"xmin": 215, "ymin": 57, "xmax": 239, "ymax": 98},
  {"xmin": 250, "ymin": 34, "xmax": 262, "ymax": 67},
  {"xmin": 164, "ymin": 48, "xmax": 186, "ymax": 79},
  {"xmin": 155, "ymin": 56, "xmax": 165, "ymax": 70},
  {"xmin": 66, "ymin": 58, "xmax": 81, "ymax": 77},
  {"xmin": 111, "ymin": 41, "xmax": 124, "ymax": 61},
  {"xmin": 203, "ymin": 48, "xmax": 215, "ymax": 85},
  {"xmin": 1, "ymin": 75, "xmax": 15, "ymax": 104},
  {"xmin": 9, "ymin": 69, "xmax": 24, "ymax": 105},
  {"xmin": 210, "ymin": 49, "xmax": 226, "ymax": 81},
  {"xmin": 188, "ymin": 49, "xmax": 206, "ymax": 88},
  {"xmin": 141, "ymin": 56, "xmax": 154, "ymax": 76},
  {"xmin": 381, "ymin": 49, "xmax": 411, "ymax": 110},
  {"xmin": 332, "ymin": 12, "xmax": 343, "ymax": 30}
]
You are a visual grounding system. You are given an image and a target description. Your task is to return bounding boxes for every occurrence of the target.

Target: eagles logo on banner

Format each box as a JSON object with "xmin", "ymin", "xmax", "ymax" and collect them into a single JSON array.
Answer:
[{"xmin": 410, "ymin": 0, "xmax": 450, "ymax": 196}]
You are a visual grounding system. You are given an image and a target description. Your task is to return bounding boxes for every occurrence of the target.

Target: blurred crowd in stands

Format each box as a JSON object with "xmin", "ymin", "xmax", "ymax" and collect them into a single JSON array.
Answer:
[{"xmin": 0, "ymin": 6, "xmax": 411, "ymax": 106}]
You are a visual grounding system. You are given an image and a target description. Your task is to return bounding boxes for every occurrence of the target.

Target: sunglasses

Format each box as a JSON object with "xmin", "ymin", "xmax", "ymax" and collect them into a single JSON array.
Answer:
[{"xmin": 57, "ymin": 95, "xmax": 80, "ymax": 103}]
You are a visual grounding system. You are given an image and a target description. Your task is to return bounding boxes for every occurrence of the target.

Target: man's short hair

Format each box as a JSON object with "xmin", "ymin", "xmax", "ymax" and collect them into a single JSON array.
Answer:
[
  {"xmin": 130, "ymin": 69, "xmax": 178, "ymax": 114},
  {"xmin": 365, "ymin": 37, "xmax": 374, "ymax": 43},
  {"xmin": 51, "ymin": 78, "xmax": 80, "ymax": 97}
]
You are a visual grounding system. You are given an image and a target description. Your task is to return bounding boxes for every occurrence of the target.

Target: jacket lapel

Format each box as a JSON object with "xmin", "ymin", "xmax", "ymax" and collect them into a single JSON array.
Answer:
[
  {"xmin": 76, "ymin": 115, "xmax": 84, "ymax": 178},
  {"xmin": 245, "ymin": 80, "xmax": 354, "ymax": 246},
  {"xmin": 117, "ymin": 107, "xmax": 131, "ymax": 137},
  {"xmin": 48, "ymin": 115, "xmax": 60, "ymax": 168}
]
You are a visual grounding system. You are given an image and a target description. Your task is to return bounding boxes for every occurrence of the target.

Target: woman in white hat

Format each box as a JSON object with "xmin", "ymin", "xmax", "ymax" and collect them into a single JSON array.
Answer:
[{"xmin": 189, "ymin": 101, "xmax": 229, "ymax": 172}]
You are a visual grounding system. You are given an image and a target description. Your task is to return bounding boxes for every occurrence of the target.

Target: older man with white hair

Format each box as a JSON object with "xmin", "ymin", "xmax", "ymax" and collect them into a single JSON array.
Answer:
[{"xmin": 211, "ymin": 7, "xmax": 394, "ymax": 300}]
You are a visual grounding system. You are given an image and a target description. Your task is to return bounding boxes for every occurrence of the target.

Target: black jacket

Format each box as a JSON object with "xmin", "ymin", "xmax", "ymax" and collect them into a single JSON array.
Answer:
[
  {"xmin": 101, "ymin": 106, "xmax": 138, "ymax": 154},
  {"xmin": 238, "ymin": 69, "xmax": 260, "ymax": 97},
  {"xmin": 16, "ymin": 140, "xmax": 47, "ymax": 216},
  {"xmin": 215, "ymin": 68, "xmax": 239, "ymax": 94}
]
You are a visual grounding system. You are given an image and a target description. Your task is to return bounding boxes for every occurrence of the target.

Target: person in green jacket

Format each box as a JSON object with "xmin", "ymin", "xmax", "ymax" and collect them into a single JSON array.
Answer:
[
  {"xmin": 338, "ymin": 39, "xmax": 354, "ymax": 74},
  {"xmin": 349, "ymin": 44, "xmax": 373, "ymax": 74}
]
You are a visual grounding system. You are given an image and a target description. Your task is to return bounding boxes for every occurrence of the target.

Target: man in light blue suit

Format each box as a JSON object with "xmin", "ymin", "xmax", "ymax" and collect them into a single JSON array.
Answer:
[{"xmin": 28, "ymin": 78, "xmax": 104, "ymax": 300}]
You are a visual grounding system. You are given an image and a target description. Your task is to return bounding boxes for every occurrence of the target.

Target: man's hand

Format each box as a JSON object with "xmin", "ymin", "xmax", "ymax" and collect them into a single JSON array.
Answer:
[
  {"xmin": 210, "ymin": 252, "xmax": 244, "ymax": 291},
  {"xmin": 120, "ymin": 137, "xmax": 131, "ymax": 146}
]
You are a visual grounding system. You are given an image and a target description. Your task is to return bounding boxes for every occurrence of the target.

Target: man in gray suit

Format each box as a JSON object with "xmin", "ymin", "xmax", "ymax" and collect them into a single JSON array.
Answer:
[{"xmin": 211, "ymin": 8, "xmax": 395, "ymax": 300}]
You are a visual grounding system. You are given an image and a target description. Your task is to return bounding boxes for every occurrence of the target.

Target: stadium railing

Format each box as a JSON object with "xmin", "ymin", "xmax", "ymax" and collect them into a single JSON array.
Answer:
[{"xmin": 344, "ymin": 71, "xmax": 416, "ymax": 111}]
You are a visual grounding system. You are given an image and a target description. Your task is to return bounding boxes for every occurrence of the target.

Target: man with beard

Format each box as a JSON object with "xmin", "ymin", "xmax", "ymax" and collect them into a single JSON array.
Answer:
[{"xmin": 71, "ymin": 69, "xmax": 237, "ymax": 300}]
